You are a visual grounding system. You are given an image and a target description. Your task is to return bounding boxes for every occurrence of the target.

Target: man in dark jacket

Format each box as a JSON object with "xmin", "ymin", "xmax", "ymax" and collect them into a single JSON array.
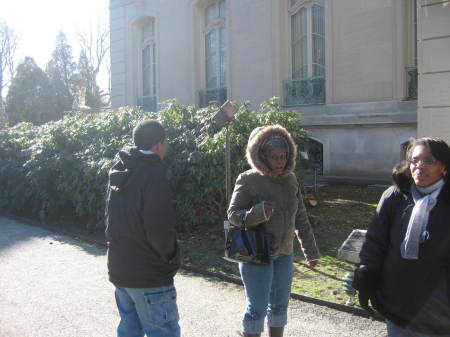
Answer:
[{"xmin": 105, "ymin": 120, "xmax": 181, "ymax": 337}]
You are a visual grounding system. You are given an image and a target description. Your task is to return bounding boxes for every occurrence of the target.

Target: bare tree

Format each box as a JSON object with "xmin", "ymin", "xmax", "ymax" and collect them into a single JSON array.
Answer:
[
  {"xmin": 76, "ymin": 18, "xmax": 110, "ymax": 106},
  {"xmin": 0, "ymin": 22, "xmax": 18, "ymax": 117},
  {"xmin": 105, "ymin": 61, "xmax": 111, "ymax": 106}
]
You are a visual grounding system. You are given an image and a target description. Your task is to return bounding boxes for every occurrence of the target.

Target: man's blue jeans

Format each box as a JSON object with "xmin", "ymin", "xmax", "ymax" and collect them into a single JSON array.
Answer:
[
  {"xmin": 114, "ymin": 284, "xmax": 180, "ymax": 337},
  {"xmin": 239, "ymin": 254, "xmax": 294, "ymax": 334},
  {"xmin": 387, "ymin": 320, "xmax": 441, "ymax": 337}
]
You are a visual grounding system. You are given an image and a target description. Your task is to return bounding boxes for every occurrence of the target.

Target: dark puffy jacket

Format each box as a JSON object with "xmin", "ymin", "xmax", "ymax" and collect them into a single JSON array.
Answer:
[
  {"xmin": 105, "ymin": 146, "xmax": 180, "ymax": 288},
  {"xmin": 358, "ymin": 180, "xmax": 450, "ymax": 335}
]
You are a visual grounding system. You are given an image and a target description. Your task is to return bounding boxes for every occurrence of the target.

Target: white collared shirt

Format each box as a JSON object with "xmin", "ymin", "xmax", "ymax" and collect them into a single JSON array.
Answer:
[{"xmin": 139, "ymin": 150, "xmax": 154, "ymax": 155}]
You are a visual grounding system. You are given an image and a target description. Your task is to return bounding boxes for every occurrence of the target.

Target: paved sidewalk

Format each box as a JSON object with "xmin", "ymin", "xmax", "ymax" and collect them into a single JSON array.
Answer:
[{"xmin": 0, "ymin": 217, "xmax": 386, "ymax": 337}]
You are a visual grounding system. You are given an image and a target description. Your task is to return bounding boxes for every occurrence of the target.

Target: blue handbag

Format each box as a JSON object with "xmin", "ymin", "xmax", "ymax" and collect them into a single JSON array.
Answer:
[{"xmin": 223, "ymin": 221, "xmax": 273, "ymax": 264}]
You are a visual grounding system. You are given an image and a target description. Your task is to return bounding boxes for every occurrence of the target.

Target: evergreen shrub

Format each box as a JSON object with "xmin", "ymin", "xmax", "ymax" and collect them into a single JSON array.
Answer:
[{"xmin": 0, "ymin": 98, "xmax": 307, "ymax": 231}]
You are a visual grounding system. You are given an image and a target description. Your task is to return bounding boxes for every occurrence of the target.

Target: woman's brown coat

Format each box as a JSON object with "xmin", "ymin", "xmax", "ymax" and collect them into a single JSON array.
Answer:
[{"xmin": 227, "ymin": 125, "xmax": 320, "ymax": 259}]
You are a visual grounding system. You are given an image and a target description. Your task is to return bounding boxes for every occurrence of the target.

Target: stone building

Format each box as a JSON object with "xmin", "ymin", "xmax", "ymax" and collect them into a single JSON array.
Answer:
[
  {"xmin": 416, "ymin": 0, "xmax": 450, "ymax": 144},
  {"xmin": 109, "ymin": 0, "xmax": 421, "ymax": 182}
]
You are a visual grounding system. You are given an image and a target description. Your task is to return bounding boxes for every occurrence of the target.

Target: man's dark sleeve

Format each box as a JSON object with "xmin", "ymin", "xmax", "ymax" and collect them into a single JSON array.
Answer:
[
  {"xmin": 359, "ymin": 186, "xmax": 397, "ymax": 272},
  {"xmin": 142, "ymin": 168, "xmax": 179, "ymax": 264},
  {"xmin": 353, "ymin": 186, "xmax": 397, "ymax": 313}
]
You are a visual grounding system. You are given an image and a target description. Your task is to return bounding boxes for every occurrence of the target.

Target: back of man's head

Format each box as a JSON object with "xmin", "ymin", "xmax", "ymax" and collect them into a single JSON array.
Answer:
[{"xmin": 133, "ymin": 120, "xmax": 166, "ymax": 150}]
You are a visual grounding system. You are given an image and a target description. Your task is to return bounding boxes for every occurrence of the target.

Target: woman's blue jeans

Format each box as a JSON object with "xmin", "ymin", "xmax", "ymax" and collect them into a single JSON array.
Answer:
[
  {"xmin": 239, "ymin": 254, "xmax": 294, "ymax": 334},
  {"xmin": 387, "ymin": 320, "xmax": 442, "ymax": 337},
  {"xmin": 114, "ymin": 284, "xmax": 180, "ymax": 337}
]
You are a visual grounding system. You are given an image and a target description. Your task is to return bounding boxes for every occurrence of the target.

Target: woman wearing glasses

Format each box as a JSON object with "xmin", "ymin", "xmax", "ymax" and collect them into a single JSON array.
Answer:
[{"xmin": 354, "ymin": 137, "xmax": 450, "ymax": 337}]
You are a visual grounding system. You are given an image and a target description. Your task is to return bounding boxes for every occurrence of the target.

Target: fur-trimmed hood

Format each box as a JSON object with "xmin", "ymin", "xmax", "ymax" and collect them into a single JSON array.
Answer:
[{"xmin": 245, "ymin": 125, "xmax": 297, "ymax": 178}]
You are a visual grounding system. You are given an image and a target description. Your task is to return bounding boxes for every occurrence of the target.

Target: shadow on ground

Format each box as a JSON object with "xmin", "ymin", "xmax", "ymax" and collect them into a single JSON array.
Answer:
[{"xmin": 0, "ymin": 216, "xmax": 106, "ymax": 257}]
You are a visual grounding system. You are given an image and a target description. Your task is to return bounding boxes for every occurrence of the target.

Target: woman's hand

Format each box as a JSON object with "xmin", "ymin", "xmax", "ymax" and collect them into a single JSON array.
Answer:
[
  {"xmin": 264, "ymin": 201, "xmax": 276, "ymax": 219},
  {"xmin": 307, "ymin": 259, "xmax": 318, "ymax": 268}
]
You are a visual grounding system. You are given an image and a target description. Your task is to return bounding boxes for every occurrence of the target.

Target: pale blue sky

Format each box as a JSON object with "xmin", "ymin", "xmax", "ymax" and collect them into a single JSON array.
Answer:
[{"xmin": 0, "ymin": 0, "xmax": 110, "ymax": 91}]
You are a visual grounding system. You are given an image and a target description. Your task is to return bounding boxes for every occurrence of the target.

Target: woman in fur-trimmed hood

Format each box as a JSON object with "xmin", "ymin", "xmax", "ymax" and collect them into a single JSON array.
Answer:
[
  {"xmin": 228, "ymin": 125, "xmax": 320, "ymax": 337},
  {"xmin": 245, "ymin": 124, "xmax": 297, "ymax": 178}
]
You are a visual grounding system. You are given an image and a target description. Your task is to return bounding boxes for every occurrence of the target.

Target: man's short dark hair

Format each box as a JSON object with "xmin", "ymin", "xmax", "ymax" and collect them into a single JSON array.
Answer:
[{"xmin": 133, "ymin": 120, "xmax": 166, "ymax": 150}]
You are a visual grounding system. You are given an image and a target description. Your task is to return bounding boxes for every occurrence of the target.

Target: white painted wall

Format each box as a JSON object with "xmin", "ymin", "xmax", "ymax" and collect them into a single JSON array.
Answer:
[
  {"xmin": 111, "ymin": 0, "xmax": 416, "ymax": 108},
  {"xmin": 417, "ymin": 0, "xmax": 450, "ymax": 143},
  {"xmin": 309, "ymin": 125, "xmax": 416, "ymax": 180},
  {"xmin": 109, "ymin": 0, "xmax": 420, "ymax": 182},
  {"xmin": 227, "ymin": 0, "xmax": 275, "ymax": 104},
  {"xmin": 331, "ymin": 0, "xmax": 396, "ymax": 103}
]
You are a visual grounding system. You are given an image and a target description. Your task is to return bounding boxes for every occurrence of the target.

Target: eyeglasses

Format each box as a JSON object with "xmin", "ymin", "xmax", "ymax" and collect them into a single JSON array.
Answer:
[{"xmin": 408, "ymin": 158, "xmax": 437, "ymax": 167}]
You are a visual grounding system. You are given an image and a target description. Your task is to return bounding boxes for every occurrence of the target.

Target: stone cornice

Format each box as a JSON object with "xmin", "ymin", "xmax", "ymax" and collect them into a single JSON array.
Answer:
[{"xmin": 293, "ymin": 100, "xmax": 418, "ymax": 126}]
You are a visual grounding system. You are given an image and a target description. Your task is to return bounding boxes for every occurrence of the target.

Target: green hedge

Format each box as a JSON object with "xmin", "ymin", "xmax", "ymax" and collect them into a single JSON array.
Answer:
[{"xmin": 0, "ymin": 98, "xmax": 307, "ymax": 231}]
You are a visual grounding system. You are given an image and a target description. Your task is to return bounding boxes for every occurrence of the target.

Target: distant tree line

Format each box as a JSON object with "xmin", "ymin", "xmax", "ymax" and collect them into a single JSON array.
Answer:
[
  {"xmin": 1, "ymin": 25, "xmax": 109, "ymax": 127},
  {"xmin": 0, "ymin": 22, "xmax": 18, "ymax": 125}
]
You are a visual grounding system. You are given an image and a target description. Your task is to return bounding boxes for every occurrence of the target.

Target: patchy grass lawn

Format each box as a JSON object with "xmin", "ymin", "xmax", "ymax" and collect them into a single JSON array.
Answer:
[{"xmin": 178, "ymin": 185, "xmax": 385, "ymax": 304}]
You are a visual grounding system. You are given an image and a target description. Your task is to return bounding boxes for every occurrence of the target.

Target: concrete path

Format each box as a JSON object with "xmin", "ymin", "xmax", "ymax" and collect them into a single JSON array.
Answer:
[{"xmin": 0, "ymin": 217, "xmax": 386, "ymax": 337}]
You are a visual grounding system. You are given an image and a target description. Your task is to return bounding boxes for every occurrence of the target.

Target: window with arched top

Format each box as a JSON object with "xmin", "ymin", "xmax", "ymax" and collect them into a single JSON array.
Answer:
[
  {"xmin": 142, "ymin": 20, "xmax": 156, "ymax": 98},
  {"xmin": 205, "ymin": 0, "xmax": 226, "ymax": 89},
  {"xmin": 299, "ymin": 137, "xmax": 324, "ymax": 189},
  {"xmin": 405, "ymin": 0, "xmax": 417, "ymax": 100},
  {"xmin": 284, "ymin": 0, "xmax": 326, "ymax": 106},
  {"xmin": 306, "ymin": 138, "xmax": 324, "ymax": 175},
  {"xmin": 299, "ymin": 138, "xmax": 324, "ymax": 174},
  {"xmin": 136, "ymin": 18, "xmax": 157, "ymax": 112},
  {"xmin": 199, "ymin": 0, "xmax": 227, "ymax": 107}
]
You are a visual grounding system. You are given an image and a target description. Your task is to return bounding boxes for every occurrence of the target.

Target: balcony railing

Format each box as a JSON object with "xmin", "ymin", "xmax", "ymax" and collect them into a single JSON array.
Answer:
[
  {"xmin": 283, "ymin": 76, "xmax": 325, "ymax": 106},
  {"xmin": 137, "ymin": 95, "xmax": 157, "ymax": 112},
  {"xmin": 198, "ymin": 87, "xmax": 227, "ymax": 108},
  {"xmin": 405, "ymin": 66, "xmax": 417, "ymax": 100}
]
